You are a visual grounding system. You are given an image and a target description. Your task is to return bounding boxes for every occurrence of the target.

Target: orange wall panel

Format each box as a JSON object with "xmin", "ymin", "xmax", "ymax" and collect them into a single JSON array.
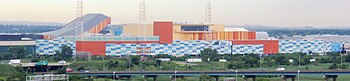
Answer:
[
  {"xmin": 88, "ymin": 17, "xmax": 111, "ymax": 34},
  {"xmin": 76, "ymin": 41, "xmax": 159, "ymax": 56}
]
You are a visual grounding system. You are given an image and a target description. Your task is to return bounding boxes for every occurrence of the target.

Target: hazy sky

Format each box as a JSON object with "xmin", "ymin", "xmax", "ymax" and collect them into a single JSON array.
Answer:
[{"xmin": 1, "ymin": 0, "xmax": 349, "ymax": 27}]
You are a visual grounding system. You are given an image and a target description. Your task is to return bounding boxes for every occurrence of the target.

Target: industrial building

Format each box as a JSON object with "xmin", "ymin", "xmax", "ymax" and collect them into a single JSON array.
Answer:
[
  {"xmin": 34, "ymin": 14, "xmax": 343, "ymax": 56},
  {"xmin": 0, "ymin": 34, "xmax": 42, "ymax": 54}
]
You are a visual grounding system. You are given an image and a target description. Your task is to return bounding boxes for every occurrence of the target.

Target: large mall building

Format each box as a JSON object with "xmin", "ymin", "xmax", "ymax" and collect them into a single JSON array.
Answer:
[{"xmin": 31, "ymin": 14, "xmax": 343, "ymax": 56}]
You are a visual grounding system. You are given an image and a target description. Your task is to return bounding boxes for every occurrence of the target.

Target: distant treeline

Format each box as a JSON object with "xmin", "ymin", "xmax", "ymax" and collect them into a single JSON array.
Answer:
[
  {"xmin": 0, "ymin": 24, "xmax": 62, "ymax": 34},
  {"xmin": 265, "ymin": 29, "xmax": 350, "ymax": 37}
]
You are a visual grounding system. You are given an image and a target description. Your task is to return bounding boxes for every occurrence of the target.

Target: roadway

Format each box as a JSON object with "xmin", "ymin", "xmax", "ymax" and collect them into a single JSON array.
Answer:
[
  {"xmin": 66, "ymin": 70, "xmax": 350, "ymax": 76},
  {"xmin": 12, "ymin": 63, "xmax": 71, "ymax": 67}
]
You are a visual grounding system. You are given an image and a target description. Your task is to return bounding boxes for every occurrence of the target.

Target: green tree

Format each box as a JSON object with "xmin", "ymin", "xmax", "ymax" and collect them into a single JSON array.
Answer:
[
  {"xmin": 156, "ymin": 60, "xmax": 162, "ymax": 67},
  {"xmin": 227, "ymin": 61, "xmax": 245, "ymax": 69},
  {"xmin": 199, "ymin": 74, "xmax": 214, "ymax": 81},
  {"xmin": 55, "ymin": 45, "xmax": 73, "ymax": 61},
  {"xmin": 329, "ymin": 63, "xmax": 338, "ymax": 69},
  {"xmin": 130, "ymin": 56, "xmax": 140, "ymax": 65},
  {"xmin": 107, "ymin": 60, "xmax": 119, "ymax": 69},
  {"xmin": 200, "ymin": 48, "xmax": 218, "ymax": 62},
  {"xmin": 155, "ymin": 54, "xmax": 171, "ymax": 58},
  {"xmin": 77, "ymin": 67, "xmax": 85, "ymax": 71},
  {"xmin": 6, "ymin": 73, "xmax": 26, "ymax": 81},
  {"xmin": 0, "ymin": 77, "xmax": 5, "ymax": 81},
  {"xmin": 8, "ymin": 46, "xmax": 26, "ymax": 59}
]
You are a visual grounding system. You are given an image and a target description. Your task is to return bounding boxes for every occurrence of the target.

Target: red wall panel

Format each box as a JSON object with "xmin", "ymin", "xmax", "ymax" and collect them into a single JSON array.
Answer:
[
  {"xmin": 154, "ymin": 21, "xmax": 173, "ymax": 44},
  {"xmin": 76, "ymin": 41, "xmax": 159, "ymax": 56},
  {"xmin": 232, "ymin": 40, "xmax": 279, "ymax": 54},
  {"xmin": 248, "ymin": 31, "xmax": 256, "ymax": 40}
]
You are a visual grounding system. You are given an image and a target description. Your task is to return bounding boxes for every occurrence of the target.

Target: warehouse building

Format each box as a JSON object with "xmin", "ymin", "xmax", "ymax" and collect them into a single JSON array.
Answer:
[{"xmin": 35, "ymin": 14, "xmax": 343, "ymax": 56}]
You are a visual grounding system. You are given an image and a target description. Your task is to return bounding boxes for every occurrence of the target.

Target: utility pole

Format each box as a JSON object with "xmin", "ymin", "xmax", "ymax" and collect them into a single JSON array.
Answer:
[
  {"xmin": 204, "ymin": 0, "xmax": 212, "ymax": 41},
  {"xmin": 341, "ymin": 53, "xmax": 343, "ymax": 70},
  {"xmin": 298, "ymin": 54, "xmax": 301, "ymax": 69},
  {"xmin": 260, "ymin": 54, "xmax": 262, "ymax": 70},
  {"xmin": 74, "ymin": 0, "xmax": 84, "ymax": 62},
  {"xmin": 138, "ymin": 0, "xmax": 146, "ymax": 55},
  {"xmin": 129, "ymin": 54, "xmax": 131, "ymax": 71}
]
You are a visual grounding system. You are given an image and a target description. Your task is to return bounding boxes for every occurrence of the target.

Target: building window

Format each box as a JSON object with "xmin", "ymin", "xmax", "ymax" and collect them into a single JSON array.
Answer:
[{"xmin": 181, "ymin": 25, "xmax": 209, "ymax": 31}]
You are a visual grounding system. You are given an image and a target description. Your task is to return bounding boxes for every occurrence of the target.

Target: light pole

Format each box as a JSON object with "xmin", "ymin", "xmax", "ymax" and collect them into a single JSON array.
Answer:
[
  {"xmin": 174, "ymin": 71, "xmax": 177, "ymax": 81},
  {"xmin": 222, "ymin": 56, "xmax": 225, "ymax": 69},
  {"xmin": 128, "ymin": 54, "xmax": 131, "ymax": 71},
  {"xmin": 298, "ymin": 55, "xmax": 301, "ymax": 69},
  {"xmin": 341, "ymin": 53, "xmax": 343, "ymax": 70},
  {"xmin": 113, "ymin": 71, "xmax": 116, "ymax": 80},
  {"xmin": 235, "ymin": 70, "xmax": 238, "ymax": 81},
  {"xmin": 260, "ymin": 54, "xmax": 262, "ymax": 70},
  {"xmin": 297, "ymin": 70, "xmax": 300, "ymax": 81}
]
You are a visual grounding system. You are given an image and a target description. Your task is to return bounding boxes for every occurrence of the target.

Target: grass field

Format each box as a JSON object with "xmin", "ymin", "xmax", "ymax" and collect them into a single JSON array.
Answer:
[{"xmin": 88, "ymin": 75, "xmax": 350, "ymax": 81}]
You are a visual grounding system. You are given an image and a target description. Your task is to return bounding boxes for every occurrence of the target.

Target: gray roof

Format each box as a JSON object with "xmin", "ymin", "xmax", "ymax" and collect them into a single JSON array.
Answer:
[
  {"xmin": 43, "ymin": 14, "xmax": 109, "ymax": 38},
  {"xmin": 256, "ymin": 32, "xmax": 269, "ymax": 40}
]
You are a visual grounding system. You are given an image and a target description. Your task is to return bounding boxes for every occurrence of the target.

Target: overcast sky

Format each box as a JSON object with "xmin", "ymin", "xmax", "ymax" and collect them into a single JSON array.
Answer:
[{"xmin": 1, "ymin": 0, "xmax": 349, "ymax": 27}]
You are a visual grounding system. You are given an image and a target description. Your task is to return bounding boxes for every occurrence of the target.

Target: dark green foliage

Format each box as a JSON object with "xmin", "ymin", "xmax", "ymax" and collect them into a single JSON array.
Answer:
[
  {"xmin": 130, "ymin": 56, "xmax": 140, "ymax": 65},
  {"xmin": 8, "ymin": 46, "xmax": 26, "ymax": 59},
  {"xmin": 200, "ymin": 48, "xmax": 219, "ymax": 62},
  {"xmin": 342, "ymin": 64, "xmax": 348, "ymax": 69},
  {"xmin": 0, "ymin": 53, "xmax": 13, "ymax": 60},
  {"xmin": 155, "ymin": 54, "xmax": 171, "ymax": 58},
  {"xmin": 6, "ymin": 73, "xmax": 26, "ymax": 81},
  {"xmin": 0, "ymin": 65, "xmax": 27, "ymax": 81},
  {"xmin": 345, "ymin": 55, "xmax": 350, "ymax": 62},
  {"xmin": 170, "ymin": 56, "xmax": 188, "ymax": 61},
  {"xmin": 305, "ymin": 66, "xmax": 309, "ymax": 70},
  {"xmin": 31, "ymin": 58, "xmax": 40, "ymax": 62},
  {"xmin": 139, "ymin": 60, "xmax": 157, "ymax": 69},
  {"xmin": 199, "ymin": 74, "xmax": 214, "ymax": 81},
  {"xmin": 54, "ymin": 45, "xmax": 73, "ymax": 61},
  {"xmin": 329, "ymin": 63, "xmax": 338, "ymax": 69},
  {"xmin": 77, "ymin": 67, "xmax": 85, "ymax": 71},
  {"xmin": 227, "ymin": 55, "xmax": 259, "ymax": 69},
  {"xmin": 107, "ymin": 60, "xmax": 119, "ymax": 69},
  {"xmin": 156, "ymin": 59, "xmax": 162, "ymax": 66},
  {"xmin": 0, "ymin": 77, "xmax": 5, "ymax": 81},
  {"xmin": 69, "ymin": 75, "xmax": 91, "ymax": 81}
]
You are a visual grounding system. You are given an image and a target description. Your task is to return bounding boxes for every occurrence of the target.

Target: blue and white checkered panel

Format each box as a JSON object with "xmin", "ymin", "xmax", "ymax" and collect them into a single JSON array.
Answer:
[
  {"xmin": 106, "ymin": 44, "xmax": 159, "ymax": 56},
  {"xmin": 36, "ymin": 39, "xmax": 75, "ymax": 55},
  {"xmin": 279, "ymin": 40, "xmax": 330, "ymax": 53},
  {"xmin": 232, "ymin": 44, "xmax": 264, "ymax": 54},
  {"xmin": 328, "ymin": 42, "xmax": 342, "ymax": 52},
  {"xmin": 106, "ymin": 40, "xmax": 232, "ymax": 56}
]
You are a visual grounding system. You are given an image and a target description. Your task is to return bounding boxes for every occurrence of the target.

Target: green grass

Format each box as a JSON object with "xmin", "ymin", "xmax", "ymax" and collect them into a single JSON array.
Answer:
[
  {"xmin": 67, "ymin": 59, "xmax": 350, "ymax": 72},
  {"xmin": 79, "ymin": 75, "xmax": 350, "ymax": 81}
]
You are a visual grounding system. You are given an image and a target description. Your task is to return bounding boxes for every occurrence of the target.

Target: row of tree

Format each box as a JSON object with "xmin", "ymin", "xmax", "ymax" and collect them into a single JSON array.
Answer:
[{"xmin": 0, "ymin": 46, "xmax": 27, "ymax": 60}]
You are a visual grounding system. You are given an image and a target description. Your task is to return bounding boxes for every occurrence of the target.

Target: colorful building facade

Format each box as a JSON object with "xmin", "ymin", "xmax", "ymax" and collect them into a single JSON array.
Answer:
[
  {"xmin": 34, "ymin": 14, "xmax": 344, "ymax": 56},
  {"xmin": 36, "ymin": 39, "xmax": 74, "ymax": 55}
]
